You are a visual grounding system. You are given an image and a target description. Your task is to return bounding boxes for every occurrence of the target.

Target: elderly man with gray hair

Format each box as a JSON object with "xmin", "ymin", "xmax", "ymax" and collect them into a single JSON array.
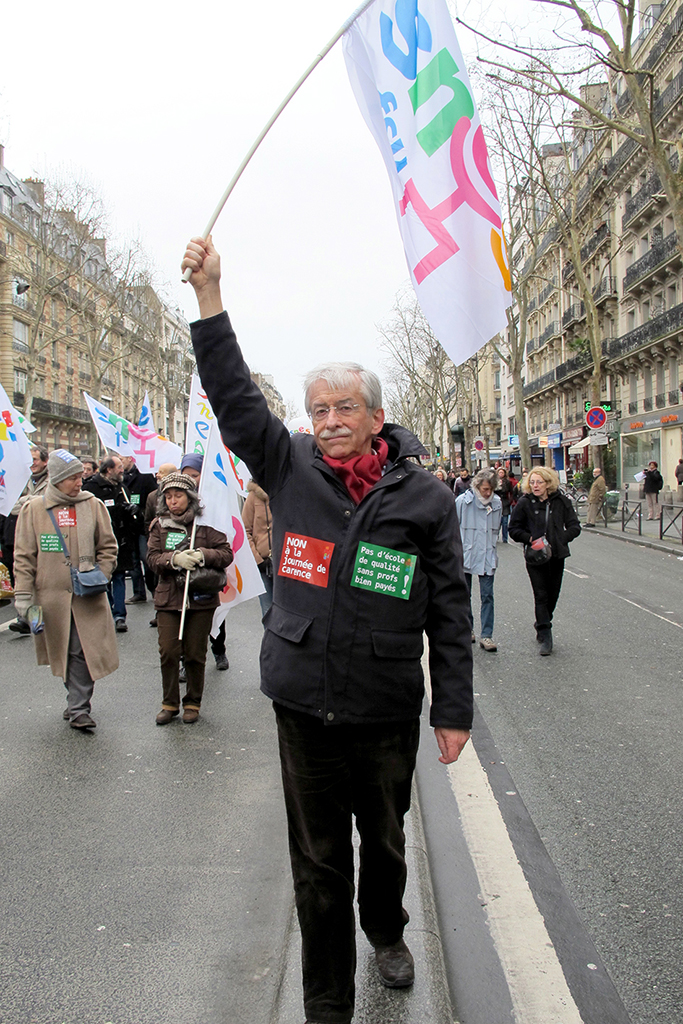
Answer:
[{"xmin": 181, "ymin": 236, "xmax": 473, "ymax": 1024}]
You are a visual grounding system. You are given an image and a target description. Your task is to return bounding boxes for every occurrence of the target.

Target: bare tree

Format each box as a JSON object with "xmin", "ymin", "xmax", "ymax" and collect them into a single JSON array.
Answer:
[
  {"xmin": 461, "ymin": 0, "xmax": 683, "ymax": 252},
  {"xmin": 379, "ymin": 290, "xmax": 461, "ymax": 463}
]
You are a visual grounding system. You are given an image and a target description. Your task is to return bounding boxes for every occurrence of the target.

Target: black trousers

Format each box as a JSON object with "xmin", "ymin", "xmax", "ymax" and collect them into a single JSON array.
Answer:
[
  {"xmin": 526, "ymin": 557, "xmax": 565, "ymax": 635},
  {"xmin": 274, "ymin": 703, "xmax": 419, "ymax": 1024}
]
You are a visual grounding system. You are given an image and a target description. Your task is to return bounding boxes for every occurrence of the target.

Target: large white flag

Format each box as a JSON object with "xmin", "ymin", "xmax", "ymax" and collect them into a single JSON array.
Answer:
[
  {"xmin": 343, "ymin": 0, "xmax": 511, "ymax": 361},
  {"xmin": 138, "ymin": 391, "xmax": 156, "ymax": 433},
  {"xmin": 185, "ymin": 374, "xmax": 252, "ymax": 498},
  {"xmin": 0, "ymin": 385, "xmax": 33, "ymax": 515},
  {"xmin": 199, "ymin": 423, "xmax": 264, "ymax": 636},
  {"xmin": 83, "ymin": 392, "xmax": 182, "ymax": 473}
]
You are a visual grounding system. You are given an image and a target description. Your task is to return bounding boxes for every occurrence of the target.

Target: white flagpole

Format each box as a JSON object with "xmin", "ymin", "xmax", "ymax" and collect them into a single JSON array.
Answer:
[
  {"xmin": 177, "ymin": 454, "xmax": 210, "ymax": 641},
  {"xmin": 181, "ymin": 0, "xmax": 378, "ymax": 282}
]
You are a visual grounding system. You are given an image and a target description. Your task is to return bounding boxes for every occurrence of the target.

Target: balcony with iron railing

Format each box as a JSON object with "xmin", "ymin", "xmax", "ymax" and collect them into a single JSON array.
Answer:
[
  {"xmin": 656, "ymin": 392, "xmax": 667, "ymax": 408},
  {"xmin": 580, "ymin": 223, "xmax": 610, "ymax": 263},
  {"xmin": 0, "ymin": 239, "xmax": 6, "ymax": 259},
  {"xmin": 644, "ymin": 397, "xmax": 654, "ymax": 411},
  {"xmin": 622, "ymin": 172, "xmax": 664, "ymax": 229},
  {"xmin": 539, "ymin": 279, "xmax": 558, "ymax": 305},
  {"xmin": 669, "ymin": 389, "xmax": 680, "ymax": 404},
  {"xmin": 562, "ymin": 302, "xmax": 586, "ymax": 329},
  {"xmin": 526, "ymin": 336, "xmax": 538, "ymax": 354},
  {"xmin": 12, "ymin": 340, "xmax": 29, "ymax": 354},
  {"xmin": 593, "ymin": 276, "xmax": 618, "ymax": 303},
  {"xmin": 608, "ymin": 300, "xmax": 683, "ymax": 360},
  {"xmin": 562, "ymin": 260, "xmax": 575, "ymax": 284},
  {"xmin": 629, "ymin": 401, "xmax": 638, "ymax": 414},
  {"xmin": 31, "ymin": 397, "xmax": 90, "ymax": 423},
  {"xmin": 538, "ymin": 320, "xmax": 560, "ymax": 346},
  {"xmin": 523, "ymin": 369, "xmax": 557, "ymax": 400},
  {"xmin": 623, "ymin": 230, "xmax": 680, "ymax": 292},
  {"xmin": 527, "ymin": 297, "xmax": 537, "ymax": 314},
  {"xmin": 605, "ymin": 136, "xmax": 639, "ymax": 180}
]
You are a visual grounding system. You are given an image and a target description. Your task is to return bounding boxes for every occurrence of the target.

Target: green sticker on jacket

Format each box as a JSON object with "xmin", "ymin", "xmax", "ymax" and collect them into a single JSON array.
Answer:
[
  {"xmin": 350, "ymin": 542, "xmax": 416, "ymax": 600},
  {"xmin": 165, "ymin": 531, "xmax": 186, "ymax": 550},
  {"xmin": 40, "ymin": 534, "xmax": 62, "ymax": 552},
  {"xmin": 130, "ymin": 493, "xmax": 140, "ymax": 504}
]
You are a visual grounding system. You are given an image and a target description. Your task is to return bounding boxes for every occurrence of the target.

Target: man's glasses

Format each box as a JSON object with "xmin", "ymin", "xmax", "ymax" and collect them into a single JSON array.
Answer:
[{"xmin": 310, "ymin": 402, "xmax": 362, "ymax": 422}]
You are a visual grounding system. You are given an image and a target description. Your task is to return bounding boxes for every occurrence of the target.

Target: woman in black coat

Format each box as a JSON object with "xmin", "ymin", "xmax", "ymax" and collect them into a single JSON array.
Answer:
[
  {"xmin": 643, "ymin": 461, "xmax": 663, "ymax": 520},
  {"xmin": 508, "ymin": 466, "xmax": 581, "ymax": 656}
]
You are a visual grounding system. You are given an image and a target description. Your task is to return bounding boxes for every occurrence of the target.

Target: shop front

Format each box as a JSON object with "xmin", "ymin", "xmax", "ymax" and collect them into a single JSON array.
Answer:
[
  {"xmin": 619, "ymin": 405, "xmax": 683, "ymax": 493},
  {"xmin": 562, "ymin": 425, "xmax": 586, "ymax": 477}
]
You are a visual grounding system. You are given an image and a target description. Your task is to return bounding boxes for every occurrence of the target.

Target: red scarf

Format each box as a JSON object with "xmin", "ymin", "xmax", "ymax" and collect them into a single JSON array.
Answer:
[{"xmin": 323, "ymin": 437, "xmax": 389, "ymax": 505}]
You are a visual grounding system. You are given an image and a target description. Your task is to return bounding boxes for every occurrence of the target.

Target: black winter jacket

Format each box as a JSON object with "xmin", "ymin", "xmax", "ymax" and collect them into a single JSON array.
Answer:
[
  {"xmin": 123, "ymin": 464, "xmax": 157, "ymax": 511},
  {"xmin": 190, "ymin": 311, "xmax": 473, "ymax": 730},
  {"xmin": 82, "ymin": 473, "xmax": 141, "ymax": 571},
  {"xmin": 643, "ymin": 468, "xmax": 663, "ymax": 494},
  {"xmin": 508, "ymin": 490, "xmax": 581, "ymax": 559}
]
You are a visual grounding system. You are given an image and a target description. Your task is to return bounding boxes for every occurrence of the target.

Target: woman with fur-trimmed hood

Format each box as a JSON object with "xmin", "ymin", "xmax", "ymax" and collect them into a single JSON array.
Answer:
[{"xmin": 147, "ymin": 472, "xmax": 232, "ymax": 725}]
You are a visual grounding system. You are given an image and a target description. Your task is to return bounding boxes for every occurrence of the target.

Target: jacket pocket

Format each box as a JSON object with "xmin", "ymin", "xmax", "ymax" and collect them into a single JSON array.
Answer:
[
  {"xmin": 264, "ymin": 604, "xmax": 313, "ymax": 644},
  {"xmin": 371, "ymin": 630, "xmax": 424, "ymax": 660}
]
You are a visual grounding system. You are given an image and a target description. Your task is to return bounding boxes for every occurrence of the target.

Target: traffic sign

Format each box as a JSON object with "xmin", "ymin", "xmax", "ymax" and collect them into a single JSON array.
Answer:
[
  {"xmin": 585, "ymin": 406, "xmax": 607, "ymax": 429},
  {"xmin": 473, "ymin": 437, "xmax": 485, "ymax": 452}
]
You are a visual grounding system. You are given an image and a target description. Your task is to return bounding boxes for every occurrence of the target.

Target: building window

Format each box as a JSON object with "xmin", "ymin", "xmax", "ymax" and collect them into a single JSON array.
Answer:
[
  {"xmin": 13, "ymin": 278, "xmax": 29, "ymax": 308},
  {"xmin": 12, "ymin": 319, "xmax": 29, "ymax": 352},
  {"xmin": 14, "ymin": 370, "xmax": 27, "ymax": 394},
  {"xmin": 53, "ymin": 383, "xmax": 60, "ymax": 404},
  {"xmin": 66, "ymin": 346, "xmax": 73, "ymax": 370}
]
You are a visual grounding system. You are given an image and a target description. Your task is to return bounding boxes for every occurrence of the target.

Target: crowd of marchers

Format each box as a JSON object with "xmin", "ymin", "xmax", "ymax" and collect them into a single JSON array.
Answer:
[{"xmin": 0, "ymin": 444, "xmax": 273, "ymax": 730}]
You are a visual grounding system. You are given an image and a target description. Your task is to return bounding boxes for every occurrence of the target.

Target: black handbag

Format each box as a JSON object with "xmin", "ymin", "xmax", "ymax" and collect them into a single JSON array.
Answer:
[
  {"xmin": 46, "ymin": 506, "xmax": 109, "ymax": 596},
  {"xmin": 188, "ymin": 565, "xmax": 227, "ymax": 594},
  {"xmin": 524, "ymin": 503, "xmax": 552, "ymax": 566}
]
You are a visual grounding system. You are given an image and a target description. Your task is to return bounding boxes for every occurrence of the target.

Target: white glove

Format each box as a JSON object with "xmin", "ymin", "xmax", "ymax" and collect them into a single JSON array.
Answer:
[
  {"xmin": 14, "ymin": 593, "xmax": 33, "ymax": 617},
  {"xmin": 172, "ymin": 549, "xmax": 203, "ymax": 571}
]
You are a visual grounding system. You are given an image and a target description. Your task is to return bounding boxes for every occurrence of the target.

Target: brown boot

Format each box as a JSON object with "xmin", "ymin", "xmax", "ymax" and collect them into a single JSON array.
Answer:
[
  {"xmin": 156, "ymin": 708, "xmax": 179, "ymax": 726},
  {"xmin": 182, "ymin": 707, "xmax": 200, "ymax": 724}
]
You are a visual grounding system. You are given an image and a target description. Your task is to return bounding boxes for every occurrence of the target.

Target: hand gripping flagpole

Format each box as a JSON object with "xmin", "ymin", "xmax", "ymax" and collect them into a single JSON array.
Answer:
[{"xmin": 182, "ymin": 0, "xmax": 377, "ymax": 282}]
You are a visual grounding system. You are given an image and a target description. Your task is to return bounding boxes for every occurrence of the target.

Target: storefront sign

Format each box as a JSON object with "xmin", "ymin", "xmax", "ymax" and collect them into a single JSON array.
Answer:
[
  {"xmin": 622, "ymin": 405, "xmax": 683, "ymax": 432},
  {"xmin": 562, "ymin": 426, "xmax": 585, "ymax": 445},
  {"xmin": 539, "ymin": 435, "xmax": 548, "ymax": 448},
  {"xmin": 547, "ymin": 433, "xmax": 562, "ymax": 447},
  {"xmin": 508, "ymin": 434, "xmax": 519, "ymax": 448}
]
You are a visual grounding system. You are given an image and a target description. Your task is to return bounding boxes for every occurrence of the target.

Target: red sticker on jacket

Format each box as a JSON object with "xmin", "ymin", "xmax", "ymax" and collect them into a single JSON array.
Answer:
[
  {"xmin": 278, "ymin": 532, "xmax": 335, "ymax": 588},
  {"xmin": 56, "ymin": 507, "xmax": 77, "ymax": 528}
]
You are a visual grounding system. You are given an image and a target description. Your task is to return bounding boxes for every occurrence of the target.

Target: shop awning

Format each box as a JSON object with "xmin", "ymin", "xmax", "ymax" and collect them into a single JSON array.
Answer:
[{"xmin": 568, "ymin": 435, "xmax": 607, "ymax": 453}]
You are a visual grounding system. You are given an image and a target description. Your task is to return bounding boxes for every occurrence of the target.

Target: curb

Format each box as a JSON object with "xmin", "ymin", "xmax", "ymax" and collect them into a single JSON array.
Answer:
[{"xmin": 581, "ymin": 525, "xmax": 682, "ymax": 556}]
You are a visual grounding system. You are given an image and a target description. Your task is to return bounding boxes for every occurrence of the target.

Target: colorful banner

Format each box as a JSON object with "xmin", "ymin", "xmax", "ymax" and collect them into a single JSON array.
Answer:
[
  {"xmin": 343, "ymin": 0, "xmax": 511, "ymax": 362},
  {"xmin": 83, "ymin": 392, "xmax": 182, "ymax": 473},
  {"xmin": 199, "ymin": 423, "xmax": 265, "ymax": 635},
  {"xmin": 0, "ymin": 384, "xmax": 33, "ymax": 516},
  {"xmin": 185, "ymin": 374, "xmax": 252, "ymax": 497},
  {"xmin": 138, "ymin": 391, "xmax": 155, "ymax": 432}
]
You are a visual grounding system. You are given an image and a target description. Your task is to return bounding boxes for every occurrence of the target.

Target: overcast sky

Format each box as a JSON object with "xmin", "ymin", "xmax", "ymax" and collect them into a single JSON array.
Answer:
[{"xmin": 1, "ymin": 0, "xmax": 551, "ymax": 415}]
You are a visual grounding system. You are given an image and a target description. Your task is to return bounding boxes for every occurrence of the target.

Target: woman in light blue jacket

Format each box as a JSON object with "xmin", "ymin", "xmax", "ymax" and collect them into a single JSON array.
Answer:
[{"xmin": 455, "ymin": 469, "xmax": 502, "ymax": 652}]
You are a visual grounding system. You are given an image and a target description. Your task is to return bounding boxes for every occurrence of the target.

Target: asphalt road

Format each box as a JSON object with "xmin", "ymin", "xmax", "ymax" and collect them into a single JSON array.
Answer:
[
  {"xmin": 0, "ymin": 598, "xmax": 292, "ymax": 1024},
  {"xmin": 470, "ymin": 531, "xmax": 683, "ymax": 1024}
]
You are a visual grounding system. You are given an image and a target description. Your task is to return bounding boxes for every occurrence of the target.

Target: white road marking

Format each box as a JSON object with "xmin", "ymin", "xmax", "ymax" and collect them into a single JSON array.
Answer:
[
  {"xmin": 604, "ymin": 591, "xmax": 683, "ymax": 630},
  {"xmin": 565, "ymin": 569, "xmax": 590, "ymax": 579},
  {"xmin": 448, "ymin": 743, "xmax": 585, "ymax": 1024}
]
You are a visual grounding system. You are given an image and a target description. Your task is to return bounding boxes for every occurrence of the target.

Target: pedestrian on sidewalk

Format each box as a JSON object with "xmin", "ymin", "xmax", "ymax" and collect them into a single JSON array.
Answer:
[
  {"xmin": 676, "ymin": 458, "xmax": 683, "ymax": 502},
  {"xmin": 181, "ymin": 236, "xmax": 473, "ymax": 1024},
  {"xmin": 13, "ymin": 449, "xmax": 119, "ymax": 729},
  {"xmin": 509, "ymin": 466, "xmax": 581, "ymax": 656},
  {"xmin": 584, "ymin": 467, "xmax": 607, "ymax": 527},
  {"xmin": 494, "ymin": 466, "xmax": 514, "ymax": 542},
  {"xmin": 5, "ymin": 444, "xmax": 49, "ymax": 632},
  {"xmin": 643, "ymin": 461, "xmax": 663, "ymax": 519},
  {"xmin": 456, "ymin": 469, "xmax": 502, "ymax": 651},
  {"xmin": 147, "ymin": 472, "xmax": 232, "ymax": 725},
  {"xmin": 143, "ymin": 462, "xmax": 179, "ymax": 628}
]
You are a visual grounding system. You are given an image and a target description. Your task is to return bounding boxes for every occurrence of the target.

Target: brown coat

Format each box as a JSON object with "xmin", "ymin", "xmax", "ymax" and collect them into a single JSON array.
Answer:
[
  {"xmin": 588, "ymin": 474, "xmax": 607, "ymax": 503},
  {"xmin": 14, "ymin": 493, "xmax": 119, "ymax": 680},
  {"xmin": 241, "ymin": 482, "xmax": 272, "ymax": 564},
  {"xmin": 147, "ymin": 518, "xmax": 233, "ymax": 612}
]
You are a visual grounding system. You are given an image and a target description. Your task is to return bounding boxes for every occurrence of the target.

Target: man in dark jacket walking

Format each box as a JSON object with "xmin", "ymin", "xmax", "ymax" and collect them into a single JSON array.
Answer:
[
  {"xmin": 122, "ymin": 455, "xmax": 157, "ymax": 602},
  {"xmin": 182, "ymin": 237, "xmax": 473, "ymax": 1024},
  {"xmin": 83, "ymin": 456, "xmax": 140, "ymax": 632}
]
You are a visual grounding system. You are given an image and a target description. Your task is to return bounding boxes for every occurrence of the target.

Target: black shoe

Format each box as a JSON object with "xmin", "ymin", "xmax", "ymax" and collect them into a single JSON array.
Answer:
[
  {"xmin": 70, "ymin": 713, "xmax": 96, "ymax": 729},
  {"xmin": 125, "ymin": 594, "xmax": 147, "ymax": 604},
  {"xmin": 214, "ymin": 654, "xmax": 229, "ymax": 671},
  {"xmin": 539, "ymin": 634, "xmax": 553, "ymax": 656},
  {"xmin": 149, "ymin": 617, "xmax": 158, "ymax": 628},
  {"xmin": 115, "ymin": 618, "xmax": 128, "ymax": 633},
  {"xmin": 584, "ymin": 523, "xmax": 596, "ymax": 528},
  {"xmin": 9, "ymin": 619, "xmax": 30, "ymax": 635},
  {"xmin": 375, "ymin": 939, "xmax": 415, "ymax": 988},
  {"xmin": 63, "ymin": 708, "xmax": 70, "ymax": 720}
]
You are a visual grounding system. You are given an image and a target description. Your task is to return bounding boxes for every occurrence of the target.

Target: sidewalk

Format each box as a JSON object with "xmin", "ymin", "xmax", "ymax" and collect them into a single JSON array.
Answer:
[{"xmin": 579, "ymin": 504, "xmax": 683, "ymax": 556}]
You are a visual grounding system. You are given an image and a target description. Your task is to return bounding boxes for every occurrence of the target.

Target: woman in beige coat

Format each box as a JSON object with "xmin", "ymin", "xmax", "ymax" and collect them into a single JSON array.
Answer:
[{"xmin": 14, "ymin": 449, "xmax": 119, "ymax": 730}]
